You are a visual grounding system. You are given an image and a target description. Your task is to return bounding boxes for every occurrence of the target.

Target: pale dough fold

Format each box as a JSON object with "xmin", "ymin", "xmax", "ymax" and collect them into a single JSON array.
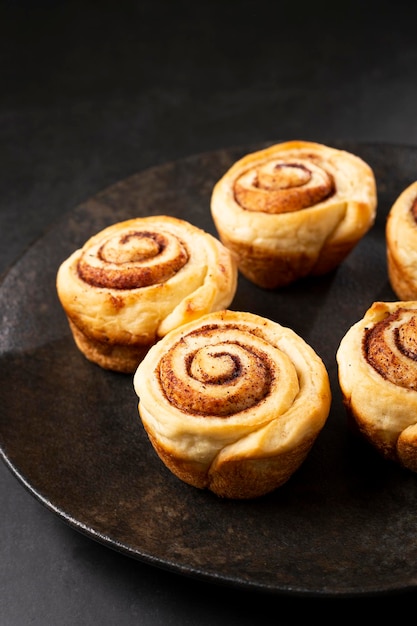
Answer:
[
  {"xmin": 386, "ymin": 180, "xmax": 417, "ymax": 300},
  {"xmin": 133, "ymin": 310, "xmax": 331, "ymax": 499},
  {"xmin": 336, "ymin": 301, "xmax": 417, "ymax": 472},
  {"xmin": 211, "ymin": 140, "xmax": 377, "ymax": 289},
  {"xmin": 56, "ymin": 216, "xmax": 238, "ymax": 373}
]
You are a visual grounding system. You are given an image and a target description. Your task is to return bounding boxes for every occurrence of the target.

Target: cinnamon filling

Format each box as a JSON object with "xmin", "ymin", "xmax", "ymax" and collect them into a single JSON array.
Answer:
[
  {"xmin": 364, "ymin": 308, "xmax": 417, "ymax": 389},
  {"xmin": 159, "ymin": 326, "xmax": 273, "ymax": 417},
  {"xmin": 234, "ymin": 158, "xmax": 335, "ymax": 214},
  {"xmin": 77, "ymin": 229, "xmax": 189, "ymax": 289}
]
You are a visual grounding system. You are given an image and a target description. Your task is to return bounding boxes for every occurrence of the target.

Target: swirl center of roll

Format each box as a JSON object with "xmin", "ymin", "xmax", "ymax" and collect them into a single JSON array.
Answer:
[
  {"xmin": 364, "ymin": 308, "xmax": 417, "ymax": 389},
  {"xmin": 159, "ymin": 330, "xmax": 273, "ymax": 416},
  {"xmin": 234, "ymin": 158, "xmax": 335, "ymax": 214},
  {"xmin": 257, "ymin": 162, "xmax": 312, "ymax": 189},
  {"xmin": 77, "ymin": 229, "xmax": 189, "ymax": 289},
  {"xmin": 190, "ymin": 346, "xmax": 240, "ymax": 384},
  {"xmin": 101, "ymin": 232, "xmax": 161, "ymax": 264}
]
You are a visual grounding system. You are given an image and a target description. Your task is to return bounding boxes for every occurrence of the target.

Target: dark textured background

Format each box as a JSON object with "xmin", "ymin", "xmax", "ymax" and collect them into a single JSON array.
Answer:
[{"xmin": 2, "ymin": 1, "xmax": 417, "ymax": 624}]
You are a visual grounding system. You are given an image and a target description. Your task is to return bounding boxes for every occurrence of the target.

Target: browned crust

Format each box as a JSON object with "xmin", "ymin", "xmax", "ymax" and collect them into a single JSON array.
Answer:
[
  {"xmin": 69, "ymin": 319, "xmax": 153, "ymax": 373},
  {"xmin": 217, "ymin": 232, "xmax": 313, "ymax": 289},
  {"xmin": 207, "ymin": 435, "xmax": 317, "ymax": 499},
  {"xmin": 343, "ymin": 399, "xmax": 397, "ymax": 462},
  {"xmin": 216, "ymin": 217, "xmax": 367, "ymax": 290},
  {"xmin": 142, "ymin": 417, "xmax": 317, "ymax": 499},
  {"xmin": 143, "ymin": 426, "xmax": 209, "ymax": 490},
  {"xmin": 311, "ymin": 236, "xmax": 359, "ymax": 276},
  {"xmin": 342, "ymin": 393, "xmax": 417, "ymax": 471}
]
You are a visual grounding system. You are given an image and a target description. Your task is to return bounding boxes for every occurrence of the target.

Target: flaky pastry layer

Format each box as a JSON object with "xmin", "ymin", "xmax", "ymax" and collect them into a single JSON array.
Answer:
[
  {"xmin": 211, "ymin": 140, "xmax": 377, "ymax": 289},
  {"xmin": 133, "ymin": 310, "xmax": 331, "ymax": 498},
  {"xmin": 56, "ymin": 216, "xmax": 237, "ymax": 372},
  {"xmin": 386, "ymin": 180, "xmax": 417, "ymax": 300},
  {"xmin": 336, "ymin": 301, "xmax": 417, "ymax": 472}
]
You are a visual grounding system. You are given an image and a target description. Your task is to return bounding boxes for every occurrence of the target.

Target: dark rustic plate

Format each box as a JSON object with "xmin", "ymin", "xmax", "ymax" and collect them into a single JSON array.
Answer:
[{"xmin": 1, "ymin": 141, "xmax": 417, "ymax": 598}]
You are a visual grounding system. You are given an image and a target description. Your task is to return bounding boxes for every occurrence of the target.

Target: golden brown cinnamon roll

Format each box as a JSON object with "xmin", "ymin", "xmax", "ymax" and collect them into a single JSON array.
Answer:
[
  {"xmin": 56, "ymin": 216, "xmax": 238, "ymax": 373},
  {"xmin": 336, "ymin": 301, "xmax": 417, "ymax": 472},
  {"xmin": 211, "ymin": 140, "xmax": 377, "ymax": 289},
  {"xmin": 386, "ymin": 181, "xmax": 417, "ymax": 300},
  {"xmin": 133, "ymin": 310, "xmax": 331, "ymax": 499}
]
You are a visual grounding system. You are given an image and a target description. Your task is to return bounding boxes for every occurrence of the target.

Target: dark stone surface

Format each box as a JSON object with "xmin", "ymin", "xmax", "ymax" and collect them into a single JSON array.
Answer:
[
  {"xmin": 2, "ymin": 1, "xmax": 417, "ymax": 624},
  {"xmin": 2, "ymin": 142, "xmax": 417, "ymax": 599}
]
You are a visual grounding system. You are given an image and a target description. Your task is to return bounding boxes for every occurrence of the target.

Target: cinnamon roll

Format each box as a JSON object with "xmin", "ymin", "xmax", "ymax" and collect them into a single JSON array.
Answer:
[
  {"xmin": 133, "ymin": 310, "xmax": 331, "ymax": 499},
  {"xmin": 386, "ymin": 180, "xmax": 417, "ymax": 300},
  {"xmin": 210, "ymin": 140, "xmax": 377, "ymax": 289},
  {"xmin": 336, "ymin": 301, "xmax": 417, "ymax": 472},
  {"xmin": 56, "ymin": 216, "xmax": 238, "ymax": 373}
]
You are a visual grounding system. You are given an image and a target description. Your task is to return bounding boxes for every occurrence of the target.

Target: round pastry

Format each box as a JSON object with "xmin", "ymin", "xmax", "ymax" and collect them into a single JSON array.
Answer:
[
  {"xmin": 56, "ymin": 216, "xmax": 238, "ymax": 373},
  {"xmin": 210, "ymin": 140, "xmax": 377, "ymax": 289},
  {"xmin": 336, "ymin": 301, "xmax": 417, "ymax": 472},
  {"xmin": 386, "ymin": 180, "xmax": 417, "ymax": 300},
  {"xmin": 133, "ymin": 309, "xmax": 331, "ymax": 499}
]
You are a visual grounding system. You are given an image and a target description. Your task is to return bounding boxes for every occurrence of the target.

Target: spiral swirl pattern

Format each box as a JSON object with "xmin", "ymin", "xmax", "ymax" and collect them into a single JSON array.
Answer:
[
  {"xmin": 158, "ymin": 323, "xmax": 297, "ymax": 417},
  {"xmin": 56, "ymin": 216, "xmax": 238, "ymax": 373},
  {"xmin": 234, "ymin": 159, "xmax": 335, "ymax": 214},
  {"xmin": 337, "ymin": 301, "xmax": 417, "ymax": 471},
  {"xmin": 134, "ymin": 310, "xmax": 331, "ymax": 498},
  {"xmin": 211, "ymin": 140, "xmax": 377, "ymax": 289},
  {"xmin": 364, "ymin": 307, "xmax": 417, "ymax": 389},
  {"xmin": 77, "ymin": 228, "xmax": 188, "ymax": 289}
]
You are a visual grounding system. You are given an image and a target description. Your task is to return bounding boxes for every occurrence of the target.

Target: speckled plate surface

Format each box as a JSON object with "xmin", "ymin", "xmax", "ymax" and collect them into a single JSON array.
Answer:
[{"xmin": 1, "ymin": 141, "xmax": 417, "ymax": 597}]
